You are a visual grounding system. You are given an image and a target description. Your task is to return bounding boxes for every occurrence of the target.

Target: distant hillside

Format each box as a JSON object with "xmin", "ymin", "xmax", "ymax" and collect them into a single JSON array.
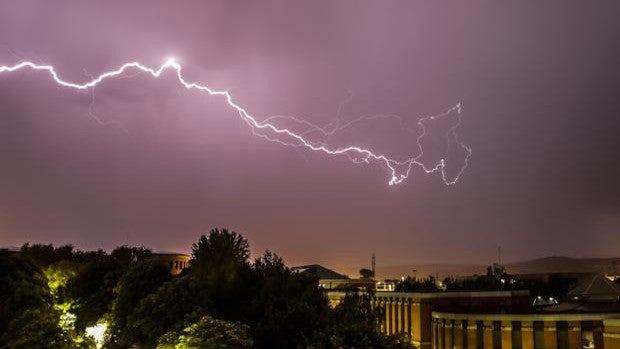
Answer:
[
  {"xmin": 504, "ymin": 256, "xmax": 620, "ymax": 275},
  {"xmin": 375, "ymin": 256, "xmax": 620, "ymax": 280}
]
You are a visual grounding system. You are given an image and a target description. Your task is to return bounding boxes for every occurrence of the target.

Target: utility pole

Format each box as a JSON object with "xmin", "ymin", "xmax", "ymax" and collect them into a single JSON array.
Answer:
[{"xmin": 371, "ymin": 253, "xmax": 376, "ymax": 278}]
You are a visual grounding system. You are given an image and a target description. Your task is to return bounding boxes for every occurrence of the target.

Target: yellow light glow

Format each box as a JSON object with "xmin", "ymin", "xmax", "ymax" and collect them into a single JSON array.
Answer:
[{"xmin": 85, "ymin": 322, "xmax": 107, "ymax": 349}]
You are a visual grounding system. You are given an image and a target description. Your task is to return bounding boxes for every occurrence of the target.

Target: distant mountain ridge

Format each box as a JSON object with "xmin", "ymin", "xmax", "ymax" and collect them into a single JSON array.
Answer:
[{"xmin": 375, "ymin": 256, "xmax": 620, "ymax": 280}]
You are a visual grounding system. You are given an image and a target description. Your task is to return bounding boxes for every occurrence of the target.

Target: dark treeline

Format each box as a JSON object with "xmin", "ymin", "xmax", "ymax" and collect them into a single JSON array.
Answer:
[{"xmin": 1, "ymin": 228, "xmax": 414, "ymax": 349}]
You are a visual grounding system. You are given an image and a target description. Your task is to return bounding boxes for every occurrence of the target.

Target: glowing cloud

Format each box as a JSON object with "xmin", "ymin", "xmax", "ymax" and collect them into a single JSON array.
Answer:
[{"xmin": 0, "ymin": 58, "xmax": 471, "ymax": 185}]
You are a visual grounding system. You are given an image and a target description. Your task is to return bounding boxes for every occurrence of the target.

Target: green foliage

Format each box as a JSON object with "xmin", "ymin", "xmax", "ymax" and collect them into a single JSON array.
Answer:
[
  {"xmin": 247, "ymin": 251, "xmax": 330, "ymax": 348},
  {"xmin": 190, "ymin": 228, "xmax": 249, "ymax": 281},
  {"xmin": 0, "ymin": 252, "xmax": 71, "ymax": 348},
  {"xmin": 157, "ymin": 315, "xmax": 252, "ymax": 349},
  {"xmin": 310, "ymin": 292, "xmax": 414, "ymax": 349},
  {"xmin": 189, "ymin": 229, "xmax": 252, "ymax": 320},
  {"xmin": 111, "ymin": 245, "xmax": 152, "ymax": 265},
  {"xmin": 6, "ymin": 230, "xmax": 422, "ymax": 349},
  {"xmin": 107, "ymin": 258, "xmax": 172, "ymax": 346},
  {"xmin": 2, "ymin": 308, "xmax": 72, "ymax": 349},
  {"xmin": 65, "ymin": 255, "xmax": 122, "ymax": 331},
  {"xmin": 115, "ymin": 275, "xmax": 212, "ymax": 348},
  {"xmin": 359, "ymin": 268, "xmax": 374, "ymax": 279}
]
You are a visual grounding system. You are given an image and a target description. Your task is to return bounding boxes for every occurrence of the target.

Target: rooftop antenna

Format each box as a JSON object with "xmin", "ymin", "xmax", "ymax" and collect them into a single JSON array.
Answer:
[{"xmin": 371, "ymin": 253, "xmax": 376, "ymax": 278}]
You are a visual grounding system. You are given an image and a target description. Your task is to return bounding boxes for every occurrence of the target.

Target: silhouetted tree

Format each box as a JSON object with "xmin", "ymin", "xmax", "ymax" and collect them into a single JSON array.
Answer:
[
  {"xmin": 65, "ymin": 255, "xmax": 122, "ymax": 330},
  {"xmin": 111, "ymin": 245, "xmax": 152, "ymax": 265},
  {"xmin": 311, "ymin": 291, "xmax": 414, "ymax": 349},
  {"xmin": 359, "ymin": 268, "xmax": 374, "ymax": 279},
  {"xmin": 190, "ymin": 228, "xmax": 250, "ymax": 281},
  {"xmin": 157, "ymin": 315, "xmax": 252, "ymax": 349},
  {"xmin": 107, "ymin": 259, "xmax": 172, "ymax": 346},
  {"xmin": 117, "ymin": 275, "xmax": 212, "ymax": 348},
  {"xmin": 0, "ymin": 251, "xmax": 70, "ymax": 348},
  {"xmin": 247, "ymin": 251, "xmax": 330, "ymax": 348}
]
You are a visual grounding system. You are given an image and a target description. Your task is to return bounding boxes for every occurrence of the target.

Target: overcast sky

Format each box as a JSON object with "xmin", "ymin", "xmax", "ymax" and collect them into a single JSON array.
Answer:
[{"xmin": 1, "ymin": 1, "xmax": 619, "ymax": 275}]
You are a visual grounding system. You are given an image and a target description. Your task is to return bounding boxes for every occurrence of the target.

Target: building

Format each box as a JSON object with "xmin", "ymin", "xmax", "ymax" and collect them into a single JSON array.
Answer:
[
  {"xmin": 430, "ymin": 273, "xmax": 620, "ymax": 349},
  {"xmin": 292, "ymin": 264, "xmax": 350, "ymax": 290},
  {"xmin": 327, "ymin": 290, "xmax": 531, "ymax": 349},
  {"xmin": 151, "ymin": 251, "xmax": 190, "ymax": 275}
]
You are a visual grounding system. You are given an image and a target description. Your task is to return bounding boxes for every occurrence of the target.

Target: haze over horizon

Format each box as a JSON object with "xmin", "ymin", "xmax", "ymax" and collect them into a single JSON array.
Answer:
[{"xmin": 1, "ymin": 2, "xmax": 620, "ymax": 272}]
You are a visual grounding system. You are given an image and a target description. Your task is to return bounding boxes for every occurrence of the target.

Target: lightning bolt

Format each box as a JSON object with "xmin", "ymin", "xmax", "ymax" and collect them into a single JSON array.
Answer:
[{"xmin": 0, "ymin": 57, "xmax": 471, "ymax": 185}]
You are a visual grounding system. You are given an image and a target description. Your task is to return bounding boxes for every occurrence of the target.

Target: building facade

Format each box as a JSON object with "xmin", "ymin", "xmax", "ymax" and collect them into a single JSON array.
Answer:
[
  {"xmin": 151, "ymin": 252, "xmax": 190, "ymax": 275},
  {"xmin": 430, "ymin": 312, "xmax": 620, "ymax": 349},
  {"xmin": 327, "ymin": 290, "xmax": 531, "ymax": 349}
]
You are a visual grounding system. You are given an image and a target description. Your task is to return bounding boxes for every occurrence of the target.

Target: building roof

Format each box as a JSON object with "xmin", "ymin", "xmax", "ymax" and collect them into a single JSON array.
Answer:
[
  {"xmin": 291, "ymin": 264, "xmax": 348, "ymax": 280},
  {"xmin": 152, "ymin": 251, "xmax": 190, "ymax": 257},
  {"xmin": 567, "ymin": 273, "xmax": 620, "ymax": 301}
]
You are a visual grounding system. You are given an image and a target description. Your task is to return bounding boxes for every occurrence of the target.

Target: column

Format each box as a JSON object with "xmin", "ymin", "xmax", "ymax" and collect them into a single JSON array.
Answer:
[
  {"xmin": 432, "ymin": 318, "xmax": 437, "ymax": 349},
  {"xmin": 483, "ymin": 321, "xmax": 493, "ymax": 349},
  {"xmin": 521, "ymin": 321, "xmax": 534, "ymax": 349},
  {"xmin": 603, "ymin": 319, "xmax": 620, "ymax": 349},
  {"xmin": 391, "ymin": 298, "xmax": 398, "ymax": 334},
  {"xmin": 444, "ymin": 320, "xmax": 453, "ymax": 349},
  {"xmin": 454, "ymin": 320, "xmax": 464, "ymax": 349},
  {"xmin": 467, "ymin": 320, "xmax": 478, "ymax": 349},
  {"xmin": 386, "ymin": 298, "xmax": 392, "ymax": 334},
  {"xmin": 567, "ymin": 321, "xmax": 581, "ymax": 349},
  {"xmin": 501, "ymin": 321, "xmax": 512, "ymax": 349},
  {"xmin": 412, "ymin": 302, "xmax": 422, "ymax": 343},
  {"xmin": 543, "ymin": 321, "xmax": 557, "ymax": 349},
  {"xmin": 438, "ymin": 320, "xmax": 444, "ymax": 349},
  {"xmin": 404, "ymin": 299, "xmax": 411, "ymax": 337}
]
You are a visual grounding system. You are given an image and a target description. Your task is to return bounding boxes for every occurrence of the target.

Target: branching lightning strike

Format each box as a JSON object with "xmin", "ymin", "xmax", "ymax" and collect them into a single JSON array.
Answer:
[{"xmin": 0, "ymin": 58, "xmax": 471, "ymax": 185}]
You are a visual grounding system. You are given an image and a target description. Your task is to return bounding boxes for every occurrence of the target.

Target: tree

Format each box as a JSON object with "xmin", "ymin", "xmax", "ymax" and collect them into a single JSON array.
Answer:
[
  {"xmin": 111, "ymin": 245, "xmax": 152, "ymax": 266},
  {"xmin": 190, "ymin": 229, "xmax": 252, "ymax": 320},
  {"xmin": 107, "ymin": 259, "xmax": 172, "ymax": 346},
  {"xmin": 359, "ymin": 268, "xmax": 374, "ymax": 279},
  {"xmin": 190, "ymin": 228, "xmax": 250, "ymax": 281},
  {"xmin": 0, "ymin": 252, "xmax": 71, "ymax": 349},
  {"xmin": 157, "ymin": 315, "xmax": 252, "ymax": 349},
  {"xmin": 311, "ymin": 291, "xmax": 414, "ymax": 349},
  {"xmin": 65, "ymin": 255, "xmax": 122, "ymax": 331},
  {"xmin": 247, "ymin": 251, "xmax": 330, "ymax": 348},
  {"xmin": 116, "ymin": 275, "xmax": 212, "ymax": 348}
]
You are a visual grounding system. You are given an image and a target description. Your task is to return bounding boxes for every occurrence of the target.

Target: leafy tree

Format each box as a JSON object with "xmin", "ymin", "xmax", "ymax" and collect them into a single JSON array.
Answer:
[
  {"xmin": 311, "ymin": 291, "xmax": 414, "ymax": 349},
  {"xmin": 190, "ymin": 228, "xmax": 249, "ymax": 281},
  {"xmin": 157, "ymin": 315, "xmax": 252, "ymax": 349},
  {"xmin": 20, "ymin": 243, "xmax": 75, "ymax": 267},
  {"xmin": 65, "ymin": 255, "xmax": 122, "ymax": 331},
  {"xmin": 116, "ymin": 275, "xmax": 212, "ymax": 348},
  {"xmin": 0, "ymin": 252, "xmax": 71, "ymax": 348},
  {"xmin": 359, "ymin": 268, "xmax": 374, "ymax": 279},
  {"xmin": 190, "ymin": 229, "xmax": 252, "ymax": 320},
  {"xmin": 111, "ymin": 245, "xmax": 152, "ymax": 265},
  {"xmin": 107, "ymin": 259, "xmax": 172, "ymax": 346},
  {"xmin": 248, "ymin": 251, "xmax": 330, "ymax": 348}
]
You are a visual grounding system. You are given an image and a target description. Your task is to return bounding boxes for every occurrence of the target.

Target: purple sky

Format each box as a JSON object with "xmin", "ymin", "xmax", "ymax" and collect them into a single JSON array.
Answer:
[{"xmin": 1, "ymin": 1, "xmax": 619, "ymax": 276}]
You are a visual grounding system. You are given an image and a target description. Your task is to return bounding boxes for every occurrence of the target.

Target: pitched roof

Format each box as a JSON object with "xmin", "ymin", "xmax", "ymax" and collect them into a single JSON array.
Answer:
[
  {"xmin": 291, "ymin": 264, "xmax": 348, "ymax": 279},
  {"xmin": 567, "ymin": 273, "xmax": 620, "ymax": 301}
]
